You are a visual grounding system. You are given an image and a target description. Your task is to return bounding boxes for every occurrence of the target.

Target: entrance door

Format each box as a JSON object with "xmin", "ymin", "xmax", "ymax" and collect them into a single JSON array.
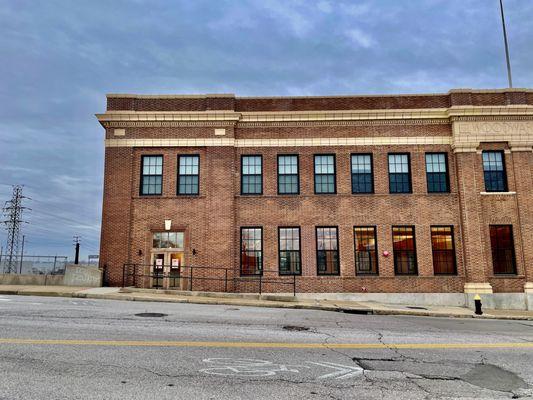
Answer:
[
  {"xmin": 152, "ymin": 253, "xmax": 165, "ymax": 288},
  {"xmin": 150, "ymin": 251, "xmax": 185, "ymax": 289},
  {"xmin": 169, "ymin": 252, "xmax": 184, "ymax": 288}
]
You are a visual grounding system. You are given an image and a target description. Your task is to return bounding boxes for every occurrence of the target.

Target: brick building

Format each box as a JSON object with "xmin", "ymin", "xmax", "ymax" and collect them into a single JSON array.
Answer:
[{"xmin": 96, "ymin": 89, "xmax": 533, "ymax": 310}]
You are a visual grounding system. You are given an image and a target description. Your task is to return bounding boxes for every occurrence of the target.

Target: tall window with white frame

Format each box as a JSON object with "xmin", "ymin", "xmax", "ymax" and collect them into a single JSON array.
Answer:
[
  {"xmin": 392, "ymin": 226, "xmax": 417, "ymax": 275},
  {"xmin": 314, "ymin": 154, "xmax": 336, "ymax": 194},
  {"xmin": 241, "ymin": 155, "xmax": 262, "ymax": 195},
  {"xmin": 482, "ymin": 151, "xmax": 508, "ymax": 192},
  {"xmin": 425, "ymin": 153, "xmax": 449, "ymax": 193},
  {"xmin": 351, "ymin": 154, "xmax": 374, "ymax": 194},
  {"xmin": 388, "ymin": 154, "xmax": 412, "ymax": 193},
  {"xmin": 278, "ymin": 227, "xmax": 301, "ymax": 275},
  {"xmin": 278, "ymin": 155, "xmax": 299, "ymax": 194},
  {"xmin": 316, "ymin": 227, "xmax": 339, "ymax": 275},
  {"xmin": 177, "ymin": 155, "xmax": 199, "ymax": 195},
  {"xmin": 240, "ymin": 227, "xmax": 263, "ymax": 275},
  {"xmin": 354, "ymin": 226, "xmax": 378, "ymax": 275},
  {"xmin": 141, "ymin": 155, "xmax": 163, "ymax": 195},
  {"xmin": 489, "ymin": 225, "xmax": 516, "ymax": 274}
]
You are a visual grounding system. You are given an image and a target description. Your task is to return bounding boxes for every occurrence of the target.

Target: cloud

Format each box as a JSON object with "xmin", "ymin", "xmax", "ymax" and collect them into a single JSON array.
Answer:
[
  {"xmin": 345, "ymin": 28, "xmax": 376, "ymax": 49},
  {"xmin": 1, "ymin": 0, "xmax": 532, "ymax": 259}
]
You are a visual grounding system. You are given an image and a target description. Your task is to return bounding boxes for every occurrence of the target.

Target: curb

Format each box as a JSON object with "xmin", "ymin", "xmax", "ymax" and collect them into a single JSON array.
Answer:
[{"xmin": 2, "ymin": 289, "xmax": 532, "ymax": 321}]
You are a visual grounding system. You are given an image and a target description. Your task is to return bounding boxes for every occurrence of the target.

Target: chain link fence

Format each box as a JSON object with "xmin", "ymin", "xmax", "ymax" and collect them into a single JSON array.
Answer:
[{"xmin": 0, "ymin": 255, "xmax": 68, "ymax": 275}]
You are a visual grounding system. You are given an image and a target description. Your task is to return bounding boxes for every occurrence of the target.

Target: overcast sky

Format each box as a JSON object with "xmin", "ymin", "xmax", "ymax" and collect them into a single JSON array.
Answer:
[{"xmin": 1, "ymin": 0, "xmax": 532, "ymax": 261}]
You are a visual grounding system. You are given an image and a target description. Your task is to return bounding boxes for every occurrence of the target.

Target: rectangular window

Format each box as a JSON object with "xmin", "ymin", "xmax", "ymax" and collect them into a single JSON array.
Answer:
[
  {"xmin": 426, "ymin": 153, "xmax": 449, "ymax": 193},
  {"xmin": 489, "ymin": 225, "xmax": 516, "ymax": 274},
  {"xmin": 177, "ymin": 155, "xmax": 199, "ymax": 195},
  {"xmin": 278, "ymin": 155, "xmax": 299, "ymax": 194},
  {"xmin": 431, "ymin": 226, "xmax": 456, "ymax": 275},
  {"xmin": 240, "ymin": 227, "xmax": 263, "ymax": 275},
  {"xmin": 351, "ymin": 154, "xmax": 374, "ymax": 194},
  {"xmin": 141, "ymin": 155, "xmax": 163, "ymax": 195},
  {"xmin": 314, "ymin": 154, "xmax": 336, "ymax": 194},
  {"xmin": 241, "ymin": 155, "xmax": 262, "ymax": 195},
  {"xmin": 279, "ymin": 227, "xmax": 301, "ymax": 275},
  {"xmin": 316, "ymin": 227, "xmax": 339, "ymax": 275},
  {"xmin": 388, "ymin": 154, "xmax": 412, "ymax": 193},
  {"xmin": 392, "ymin": 226, "xmax": 417, "ymax": 275},
  {"xmin": 152, "ymin": 232, "xmax": 184, "ymax": 250},
  {"xmin": 483, "ymin": 151, "xmax": 508, "ymax": 192},
  {"xmin": 354, "ymin": 226, "xmax": 378, "ymax": 275}
]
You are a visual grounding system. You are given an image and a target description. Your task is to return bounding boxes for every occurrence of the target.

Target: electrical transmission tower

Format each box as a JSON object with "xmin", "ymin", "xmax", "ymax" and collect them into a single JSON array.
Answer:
[{"xmin": 2, "ymin": 186, "xmax": 30, "ymax": 274}]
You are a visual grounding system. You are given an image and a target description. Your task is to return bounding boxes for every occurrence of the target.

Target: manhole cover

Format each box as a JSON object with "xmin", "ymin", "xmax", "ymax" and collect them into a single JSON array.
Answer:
[
  {"xmin": 406, "ymin": 306, "xmax": 428, "ymax": 310},
  {"xmin": 283, "ymin": 325, "xmax": 310, "ymax": 331},
  {"xmin": 134, "ymin": 313, "xmax": 168, "ymax": 318}
]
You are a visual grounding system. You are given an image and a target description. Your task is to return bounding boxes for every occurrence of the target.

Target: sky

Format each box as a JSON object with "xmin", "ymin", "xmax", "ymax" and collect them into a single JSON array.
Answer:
[{"xmin": 1, "ymin": 0, "xmax": 532, "ymax": 261}]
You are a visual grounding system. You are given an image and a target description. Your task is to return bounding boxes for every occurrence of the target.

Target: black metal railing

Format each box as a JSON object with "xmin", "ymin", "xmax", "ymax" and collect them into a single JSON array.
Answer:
[{"xmin": 122, "ymin": 264, "xmax": 297, "ymax": 295}]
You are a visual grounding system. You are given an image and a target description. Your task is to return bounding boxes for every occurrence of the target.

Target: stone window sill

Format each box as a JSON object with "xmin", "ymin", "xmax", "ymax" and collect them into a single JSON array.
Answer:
[{"xmin": 480, "ymin": 191, "xmax": 516, "ymax": 195}]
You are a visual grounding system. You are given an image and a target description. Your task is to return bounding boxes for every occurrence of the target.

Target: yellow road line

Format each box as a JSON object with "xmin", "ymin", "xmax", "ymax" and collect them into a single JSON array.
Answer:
[{"xmin": 0, "ymin": 338, "xmax": 532, "ymax": 350}]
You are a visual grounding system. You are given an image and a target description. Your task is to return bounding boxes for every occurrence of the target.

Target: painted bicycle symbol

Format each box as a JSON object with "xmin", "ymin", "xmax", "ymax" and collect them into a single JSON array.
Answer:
[{"xmin": 200, "ymin": 358, "xmax": 308, "ymax": 377}]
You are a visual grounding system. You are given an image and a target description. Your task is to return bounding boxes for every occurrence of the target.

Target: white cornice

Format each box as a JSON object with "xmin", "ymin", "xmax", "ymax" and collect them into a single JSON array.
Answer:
[
  {"xmin": 104, "ymin": 136, "xmax": 451, "ymax": 148},
  {"xmin": 95, "ymin": 106, "xmax": 533, "ymax": 125}
]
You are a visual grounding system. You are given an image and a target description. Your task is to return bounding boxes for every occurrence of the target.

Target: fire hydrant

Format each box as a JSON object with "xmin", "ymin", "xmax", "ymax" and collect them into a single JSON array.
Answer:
[{"xmin": 474, "ymin": 294, "xmax": 483, "ymax": 315}]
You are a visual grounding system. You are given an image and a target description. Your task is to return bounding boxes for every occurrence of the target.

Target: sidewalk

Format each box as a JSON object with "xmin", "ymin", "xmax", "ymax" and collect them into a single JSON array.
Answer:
[{"xmin": 1, "ymin": 285, "xmax": 532, "ymax": 321}]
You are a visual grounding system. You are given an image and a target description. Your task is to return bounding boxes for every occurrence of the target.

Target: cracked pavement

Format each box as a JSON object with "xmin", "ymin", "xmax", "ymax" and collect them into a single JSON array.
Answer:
[{"xmin": 0, "ymin": 295, "xmax": 532, "ymax": 399}]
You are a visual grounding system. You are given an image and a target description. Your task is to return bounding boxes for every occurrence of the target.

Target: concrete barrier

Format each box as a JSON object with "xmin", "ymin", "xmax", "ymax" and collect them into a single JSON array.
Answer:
[
  {"xmin": 0, "ymin": 264, "xmax": 102, "ymax": 287},
  {"xmin": 0, "ymin": 274, "xmax": 64, "ymax": 286},
  {"xmin": 63, "ymin": 264, "xmax": 102, "ymax": 287}
]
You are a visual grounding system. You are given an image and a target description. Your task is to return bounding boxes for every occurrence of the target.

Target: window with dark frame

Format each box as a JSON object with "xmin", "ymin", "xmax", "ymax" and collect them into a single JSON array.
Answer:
[
  {"xmin": 177, "ymin": 155, "xmax": 199, "ymax": 195},
  {"xmin": 388, "ymin": 154, "xmax": 411, "ymax": 193},
  {"xmin": 354, "ymin": 226, "xmax": 378, "ymax": 275},
  {"xmin": 279, "ymin": 227, "xmax": 301, "ymax": 275},
  {"xmin": 392, "ymin": 226, "xmax": 417, "ymax": 275},
  {"xmin": 351, "ymin": 154, "xmax": 373, "ymax": 194},
  {"xmin": 426, "ymin": 153, "xmax": 449, "ymax": 193},
  {"xmin": 316, "ymin": 227, "xmax": 339, "ymax": 275},
  {"xmin": 240, "ymin": 227, "xmax": 263, "ymax": 275},
  {"xmin": 241, "ymin": 155, "xmax": 262, "ymax": 195},
  {"xmin": 489, "ymin": 225, "xmax": 516, "ymax": 275},
  {"xmin": 278, "ymin": 155, "xmax": 299, "ymax": 194},
  {"xmin": 141, "ymin": 155, "xmax": 163, "ymax": 195},
  {"xmin": 483, "ymin": 151, "xmax": 508, "ymax": 192},
  {"xmin": 314, "ymin": 155, "xmax": 336, "ymax": 194},
  {"xmin": 431, "ymin": 226, "xmax": 456, "ymax": 275}
]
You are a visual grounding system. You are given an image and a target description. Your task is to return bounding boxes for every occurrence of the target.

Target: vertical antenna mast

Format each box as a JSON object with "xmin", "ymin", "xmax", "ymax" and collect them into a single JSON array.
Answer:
[{"xmin": 499, "ymin": 0, "xmax": 513, "ymax": 88}]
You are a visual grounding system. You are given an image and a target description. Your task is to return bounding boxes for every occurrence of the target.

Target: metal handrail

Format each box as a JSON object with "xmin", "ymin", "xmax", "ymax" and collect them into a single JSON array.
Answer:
[{"xmin": 122, "ymin": 263, "xmax": 298, "ymax": 295}]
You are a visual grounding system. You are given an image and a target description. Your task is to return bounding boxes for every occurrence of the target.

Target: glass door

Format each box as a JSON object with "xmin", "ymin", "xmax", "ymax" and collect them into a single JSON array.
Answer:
[
  {"xmin": 169, "ymin": 252, "xmax": 184, "ymax": 288},
  {"xmin": 151, "ymin": 253, "xmax": 165, "ymax": 288}
]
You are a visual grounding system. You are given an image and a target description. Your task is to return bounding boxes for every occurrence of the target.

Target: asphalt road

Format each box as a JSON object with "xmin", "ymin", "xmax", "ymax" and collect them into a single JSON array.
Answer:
[{"xmin": 0, "ymin": 295, "xmax": 532, "ymax": 399}]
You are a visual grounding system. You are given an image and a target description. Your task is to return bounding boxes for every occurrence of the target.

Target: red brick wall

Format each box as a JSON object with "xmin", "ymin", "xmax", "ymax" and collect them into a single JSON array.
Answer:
[
  {"xmin": 106, "ymin": 90, "xmax": 532, "ymax": 112},
  {"xmin": 99, "ymin": 91, "xmax": 533, "ymax": 294}
]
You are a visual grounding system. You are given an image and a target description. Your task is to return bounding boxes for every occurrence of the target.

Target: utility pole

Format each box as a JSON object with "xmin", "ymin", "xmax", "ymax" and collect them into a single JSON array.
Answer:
[
  {"xmin": 499, "ymin": 0, "xmax": 513, "ymax": 88},
  {"xmin": 73, "ymin": 236, "xmax": 81, "ymax": 265},
  {"xmin": 2, "ymin": 186, "xmax": 30, "ymax": 274}
]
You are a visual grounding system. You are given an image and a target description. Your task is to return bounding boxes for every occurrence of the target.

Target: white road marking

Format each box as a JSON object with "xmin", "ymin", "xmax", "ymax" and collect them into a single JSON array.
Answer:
[
  {"xmin": 199, "ymin": 358, "xmax": 362, "ymax": 380},
  {"xmin": 0, "ymin": 298, "xmax": 12, "ymax": 302},
  {"xmin": 308, "ymin": 361, "xmax": 363, "ymax": 380}
]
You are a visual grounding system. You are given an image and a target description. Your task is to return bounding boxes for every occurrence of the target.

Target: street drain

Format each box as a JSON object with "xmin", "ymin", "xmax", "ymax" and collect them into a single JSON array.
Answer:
[
  {"xmin": 406, "ymin": 306, "xmax": 428, "ymax": 310},
  {"xmin": 135, "ymin": 313, "xmax": 168, "ymax": 318},
  {"xmin": 283, "ymin": 325, "xmax": 310, "ymax": 332}
]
